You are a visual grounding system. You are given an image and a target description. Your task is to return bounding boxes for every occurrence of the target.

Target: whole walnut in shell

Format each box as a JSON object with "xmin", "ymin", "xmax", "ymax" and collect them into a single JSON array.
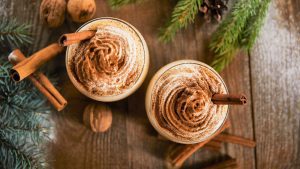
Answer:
[
  {"xmin": 40, "ymin": 0, "xmax": 66, "ymax": 28},
  {"xmin": 67, "ymin": 0, "xmax": 96, "ymax": 23},
  {"xmin": 83, "ymin": 103, "xmax": 112, "ymax": 133}
]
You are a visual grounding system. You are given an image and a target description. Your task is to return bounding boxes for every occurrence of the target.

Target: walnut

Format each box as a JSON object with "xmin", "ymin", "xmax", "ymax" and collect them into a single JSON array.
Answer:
[
  {"xmin": 83, "ymin": 103, "xmax": 112, "ymax": 133},
  {"xmin": 67, "ymin": 0, "xmax": 96, "ymax": 23},
  {"xmin": 40, "ymin": 0, "xmax": 66, "ymax": 28}
]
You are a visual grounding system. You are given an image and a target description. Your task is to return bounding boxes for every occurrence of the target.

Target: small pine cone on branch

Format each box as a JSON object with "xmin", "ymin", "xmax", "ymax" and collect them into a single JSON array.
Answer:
[{"xmin": 199, "ymin": 0, "xmax": 228, "ymax": 22}]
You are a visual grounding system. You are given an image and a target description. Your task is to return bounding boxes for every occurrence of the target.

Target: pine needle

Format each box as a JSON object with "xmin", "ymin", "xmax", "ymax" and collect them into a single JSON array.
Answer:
[
  {"xmin": 159, "ymin": 0, "xmax": 202, "ymax": 42},
  {"xmin": 241, "ymin": 0, "xmax": 271, "ymax": 49},
  {"xmin": 0, "ymin": 138, "xmax": 47, "ymax": 169},
  {"xmin": 0, "ymin": 19, "xmax": 32, "ymax": 51},
  {"xmin": 106, "ymin": 0, "xmax": 271, "ymax": 72},
  {"xmin": 0, "ymin": 60, "xmax": 51, "ymax": 169},
  {"xmin": 209, "ymin": 0, "xmax": 269, "ymax": 72},
  {"xmin": 108, "ymin": 0, "xmax": 144, "ymax": 9}
]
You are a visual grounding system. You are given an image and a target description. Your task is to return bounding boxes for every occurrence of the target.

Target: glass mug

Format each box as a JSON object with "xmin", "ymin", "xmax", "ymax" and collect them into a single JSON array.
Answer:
[
  {"xmin": 145, "ymin": 60, "xmax": 229, "ymax": 144},
  {"xmin": 65, "ymin": 17, "xmax": 149, "ymax": 102}
]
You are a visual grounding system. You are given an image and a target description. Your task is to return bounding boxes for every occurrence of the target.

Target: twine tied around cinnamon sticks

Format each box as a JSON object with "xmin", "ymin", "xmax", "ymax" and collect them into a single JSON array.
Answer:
[{"xmin": 8, "ymin": 30, "xmax": 96, "ymax": 111}]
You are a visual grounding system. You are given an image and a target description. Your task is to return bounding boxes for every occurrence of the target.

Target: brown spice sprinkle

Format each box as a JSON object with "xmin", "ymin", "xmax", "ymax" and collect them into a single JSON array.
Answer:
[
  {"xmin": 69, "ymin": 26, "xmax": 144, "ymax": 97},
  {"xmin": 151, "ymin": 63, "xmax": 228, "ymax": 143}
]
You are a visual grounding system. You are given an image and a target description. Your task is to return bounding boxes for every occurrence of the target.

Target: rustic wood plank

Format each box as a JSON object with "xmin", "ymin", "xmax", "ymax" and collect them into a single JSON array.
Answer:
[
  {"xmin": 1, "ymin": 1, "xmax": 130, "ymax": 169},
  {"xmin": 250, "ymin": 0, "xmax": 300, "ymax": 168},
  {"xmin": 2, "ymin": 0, "xmax": 256, "ymax": 168},
  {"xmin": 50, "ymin": 1, "xmax": 131, "ymax": 169},
  {"xmin": 123, "ymin": 0, "xmax": 255, "ymax": 168},
  {"xmin": 220, "ymin": 52, "xmax": 256, "ymax": 169},
  {"xmin": 124, "ymin": 0, "xmax": 225, "ymax": 168},
  {"xmin": 124, "ymin": 1, "xmax": 173, "ymax": 168},
  {"xmin": 50, "ymin": 84, "xmax": 130, "ymax": 169}
]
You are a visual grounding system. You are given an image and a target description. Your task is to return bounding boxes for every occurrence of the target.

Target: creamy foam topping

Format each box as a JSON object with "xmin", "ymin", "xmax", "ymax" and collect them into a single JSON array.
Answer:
[
  {"xmin": 151, "ymin": 63, "xmax": 227, "ymax": 143},
  {"xmin": 70, "ymin": 22, "xmax": 144, "ymax": 96}
]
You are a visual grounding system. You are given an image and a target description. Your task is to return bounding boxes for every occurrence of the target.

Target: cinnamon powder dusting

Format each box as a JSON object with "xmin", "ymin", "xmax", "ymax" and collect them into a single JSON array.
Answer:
[
  {"xmin": 69, "ymin": 22, "xmax": 145, "ymax": 96},
  {"xmin": 150, "ymin": 63, "xmax": 228, "ymax": 143}
]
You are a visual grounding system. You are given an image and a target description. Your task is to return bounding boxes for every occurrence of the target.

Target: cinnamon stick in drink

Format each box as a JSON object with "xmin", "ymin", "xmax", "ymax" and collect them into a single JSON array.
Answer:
[
  {"xmin": 58, "ymin": 30, "xmax": 96, "ymax": 46},
  {"xmin": 10, "ymin": 43, "xmax": 64, "ymax": 82},
  {"xmin": 165, "ymin": 120, "xmax": 231, "ymax": 169},
  {"xmin": 8, "ymin": 49, "xmax": 67, "ymax": 111},
  {"xmin": 212, "ymin": 94, "xmax": 247, "ymax": 105}
]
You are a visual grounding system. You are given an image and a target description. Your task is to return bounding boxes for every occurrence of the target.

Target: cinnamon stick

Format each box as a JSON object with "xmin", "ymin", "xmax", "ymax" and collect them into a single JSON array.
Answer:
[
  {"xmin": 165, "ymin": 120, "xmax": 231, "ymax": 169},
  {"xmin": 212, "ymin": 94, "xmax": 247, "ymax": 105},
  {"xmin": 58, "ymin": 30, "xmax": 96, "ymax": 46},
  {"xmin": 10, "ymin": 43, "xmax": 64, "ymax": 82},
  {"xmin": 8, "ymin": 49, "xmax": 67, "ymax": 111},
  {"xmin": 213, "ymin": 133, "xmax": 256, "ymax": 148},
  {"xmin": 201, "ymin": 158, "xmax": 238, "ymax": 169},
  {"xmin": 204, "ymin": 140, "xmax": 222, "ymax": 152},
  {"xmin": 157, "ymin": 135, "xmax": 222, "ymax": 151}
]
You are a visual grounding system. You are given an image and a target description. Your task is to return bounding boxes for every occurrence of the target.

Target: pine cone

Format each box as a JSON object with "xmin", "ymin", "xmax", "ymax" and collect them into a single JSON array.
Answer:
[{"xmin": 199, "ymin": 0, "xmax": 228, "ymax": 22}]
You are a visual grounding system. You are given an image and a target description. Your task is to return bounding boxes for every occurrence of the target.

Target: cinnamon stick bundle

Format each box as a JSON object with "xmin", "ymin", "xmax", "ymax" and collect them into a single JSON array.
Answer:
[
  {"xmin": 165, "ymin": 120, "xmax": 231, "ymax": 169},
  {"xmin": 8, "ymin": 49, "xmax": 67, "ymax": 111},
  {"xmin": 213, "ymin": 133, "xmax": 256, "ymax": 148},
  {"xmin": 201, "ymin": 158, "xmax": 238, "ymax": 169},
  {"xmin": 212, "ymin": 94, "xmax": 247, "ymax": 105},
  {"xmin": 10, "ymin": 43, "xmax": 64, "ymax": 82},
  {"xmin": 58, "ymin": 30, "xmax": 96, "ymax": 46}
]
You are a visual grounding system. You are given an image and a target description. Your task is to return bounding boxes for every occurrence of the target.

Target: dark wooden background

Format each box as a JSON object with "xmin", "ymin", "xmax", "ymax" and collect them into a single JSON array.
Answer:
[{"xmin": 1, "ymin": 0, "xmax": 300, "ymax": 168}]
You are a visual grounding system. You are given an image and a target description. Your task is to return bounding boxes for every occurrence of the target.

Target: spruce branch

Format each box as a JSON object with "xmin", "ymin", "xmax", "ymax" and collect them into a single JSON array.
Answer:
[
  {"xmin": 0, "ymin": 138, "xmax": 47, "ymax": 169},
  {"xmin": 159, "ymin": 0, "xmax": 202, "ymax": 42},
  {"xmin": 209, "ymin": 0, "xmax": 267, "ymax": 72},
  {"xmin": 241, "ymin": 0, "xmax": 271, "ymax": 49},
  {"xmin": 0, "ymin": 19, "xmax": 32, "ymax": 51},
  {"xmin": 0, "ymin": 59, "xmax": 51, "ymax": 169},
  {"xmin": 108, "ymin": 0, "xmax": 144, "ymax": 9},
  {"xmin": 210, "ymin": 46, "xmax": 239, "ymax": 72}
]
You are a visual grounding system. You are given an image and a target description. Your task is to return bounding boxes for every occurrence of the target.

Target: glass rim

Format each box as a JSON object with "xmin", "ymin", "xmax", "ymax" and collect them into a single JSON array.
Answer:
[
  {"xmin": 146, "ymin": 59, "xmax": 229, "ymax": 144},
  {"xmin": 65, "ymin": 17, "xmax": 149, "ymax": 102}
]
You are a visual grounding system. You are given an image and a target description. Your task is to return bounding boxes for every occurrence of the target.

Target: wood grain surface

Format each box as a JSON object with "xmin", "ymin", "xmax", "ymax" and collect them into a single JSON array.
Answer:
[
  {"xmin": 0, "ymin": 0, "xmax": 299, "ymax": 168},
  {"xmin": 250, "ymin": 0, "xmax": 300, "ymax": 168}
]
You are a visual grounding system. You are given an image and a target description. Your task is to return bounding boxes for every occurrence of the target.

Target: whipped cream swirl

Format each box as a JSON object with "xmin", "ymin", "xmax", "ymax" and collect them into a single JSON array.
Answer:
[
  {"xmin": 70, "ymin": 25, "xmax": 144, "ymax": 96},
  {"xmin": 151, "ymin": 63, "xmax": 227, "ymax": 143}
]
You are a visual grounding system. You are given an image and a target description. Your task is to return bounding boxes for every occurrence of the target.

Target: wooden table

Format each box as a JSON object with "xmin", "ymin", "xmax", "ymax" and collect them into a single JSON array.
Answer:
[{"xmin": 2, "ymin": 0, "xmax": 300, "ymax": 168}]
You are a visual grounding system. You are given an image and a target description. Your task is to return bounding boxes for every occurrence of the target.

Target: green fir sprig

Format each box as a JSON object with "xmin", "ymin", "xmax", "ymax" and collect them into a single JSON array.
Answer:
[
  {"xmin": 0, "ymin": 58, "xmax": 51, "ymax": 168},
  {"xmin": 0, "ymin": 19, "xmax": 32, "ymax": 51},
  {"xmin": 108, "ymin": 0, "xmax": 144, "ymax": 9},
  {"xmin": 107, "ymin": 0, "xmax": 202, "ymax": 42},
  {"xmin": 159, "ymin": 0, "xmax": 202, "ymax": 42},
  {"xmin": 241, "ymin": 0, "xmax": 271, "ymax": 49},
  {"xmin": 107, "ymin": 0, "xmax": 203, "ymax": 42},
  {"xmin": 107, "ymin": 0, "xmax": 271, "ymax": 72},
  {"xmin": 210, "ymin": 0, "xmax": 271, "ymax": 72},
  {"xmin": 0, "ymin": 16, "xmax": 57, "ymax": 169}
]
